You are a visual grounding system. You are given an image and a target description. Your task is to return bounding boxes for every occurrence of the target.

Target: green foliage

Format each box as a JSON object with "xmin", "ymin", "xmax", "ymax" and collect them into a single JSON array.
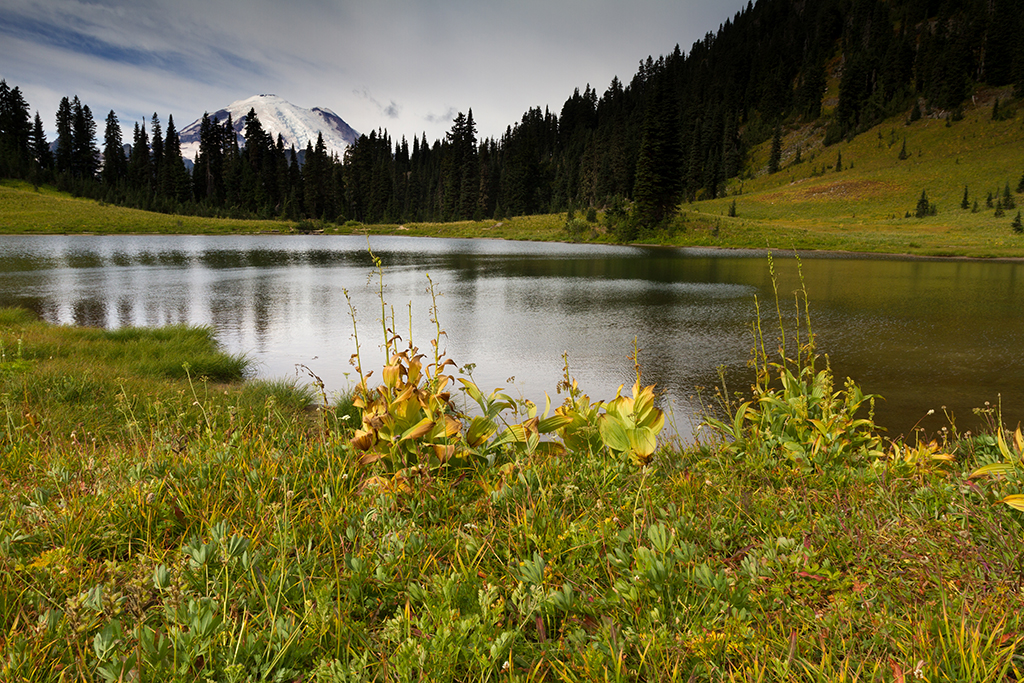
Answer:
[
  {"xmin": 970, "ymin": 424, "xmax": 1024, "ymax": 511},
  {"xmin": 597, "ymin": 370, "xmax": 665, "ymax": 468},
  {"xmin": 564, "ymin": 215, "xmax": 590, "ymax": 242},
  {"xmin": 704, "ymin": 257, "xmax": 883, "ymax": 474}
]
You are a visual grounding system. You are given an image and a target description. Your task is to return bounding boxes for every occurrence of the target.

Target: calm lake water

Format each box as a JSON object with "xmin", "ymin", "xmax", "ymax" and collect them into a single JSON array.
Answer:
[{"xmin": 0, "ymin": 234, "xmax": 1021, "ymax": 441}]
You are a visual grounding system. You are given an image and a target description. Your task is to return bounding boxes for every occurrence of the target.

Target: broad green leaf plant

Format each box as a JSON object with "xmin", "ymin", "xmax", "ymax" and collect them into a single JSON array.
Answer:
[
  {"xmin": 970, "ymin": 424, "xmax": 1024, "ymax": 511},
  {"xmin": 704, "ymin": 254, "xmax": 883, "ymax": 474}
]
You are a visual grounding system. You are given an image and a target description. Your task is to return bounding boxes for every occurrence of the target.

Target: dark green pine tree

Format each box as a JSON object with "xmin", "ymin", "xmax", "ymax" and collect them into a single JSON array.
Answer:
[
  {"xmin": 1017, "ymin": 172, "xmax": 1024, "ymax": 194},
  {"xmin": 161, "ymin": 115, "xmax": 190, "ymax": 203},
  {"xmin": 30, "ymin": 112, "xmax": 53, "ymax": 181},
  {"xmin": 303, "ymin": 133, "xmax": 329, "ymax": 220},
  {"xmin": 54, "ymin": 97, "xmax": 74, "ymax": 175},
  {"xmin": 631, "ymin": 79, "xmax": 684, "ymax": 235},
  {"xmin": 985, "ymin": 0, "xmax": 1020, "ymax": 86},
  {"xmin": 222, "ymin": 115, "xmax": 243, "ymax": 209},
  {"xmin": 961, "ymin": 186, "xmax": 970, "ymax": 210},
  {"xmin": 1003, "ymin": 182, "xmax": 1016, "ymax": 210},
  {"xmin": 1012, "ymin": 211, "xmax": 1023, "ymax": 233},
  {"xmin": 916, "ymin": 190, "xmax": 931, "ymax": 218},
  {"xmin": 192, "ymin": 114, "xmax": 225, "ymax": 204},
  {"xmin": 767, "ymin": 126, "xmax": 782, "ymax": 174},
  {"xmin": 150, "ymin": 113, "xmax": 163, "ymax": 196},
  {"xmin": 458, "ymin": 110, "xmax": 479, "ymax": 220},
  {"xmin": 101, "ymin": 110, "xmax": 127, "ymax": 188},
  {"xmin": 127, "ymin": 122, "xmax": 151, "ymax": 196},
  {"xmin": 71, "ymin": 98, "xmax": 99, "ymax": 180},
  {"xmin": 0, "ymin": 81, "xmax": 33, "ymax": 178}
]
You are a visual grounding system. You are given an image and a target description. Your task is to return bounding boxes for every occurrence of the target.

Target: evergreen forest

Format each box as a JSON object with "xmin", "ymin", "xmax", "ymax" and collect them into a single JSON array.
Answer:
[{"xmin": 1, "ymin": 0, "xmax": 1022, "ymax": 239}]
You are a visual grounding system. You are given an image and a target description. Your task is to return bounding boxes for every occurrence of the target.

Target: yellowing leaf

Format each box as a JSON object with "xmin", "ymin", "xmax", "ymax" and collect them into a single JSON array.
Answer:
[
  {"xmin": 999, "ymin": 494, "xmax": 1024, "ymax": 511},
  {"xmin": 400, "ymin": 417, "xmax": 435, "ymax": 442}
]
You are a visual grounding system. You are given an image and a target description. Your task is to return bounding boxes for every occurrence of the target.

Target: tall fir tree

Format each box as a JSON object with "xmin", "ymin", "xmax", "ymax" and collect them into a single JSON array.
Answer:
[
  {"xmin": 0, "ymin": 81, "xmax": 32, "ymax": 178},
  {"xmin": 128, "ymin": 121, "xmax": 151, "ymax": 195},
  {"xmin": 30, "ymin": 112, "xmax": 53, "ymax": 179},
  {"xmin": 70, "ymin": 98, "xmax": 99, "ymax": 180},
  {"xmin": 631, "ymin": 78, "xmax": 684, "ymax": 233},
  {"xmin": 101, "ymin": 110, "xmax": 127, "ymax": 187},
  {"xmin": 150, "ymin": 113, "xmax": 163, "ymax": 195},
  {"xmin": 768, "ymin": 126, "xmax": 782, "ymax": 174},
  {"xmin": 54, "ymin": 96, "xmax": 74, "ymax": 175}
]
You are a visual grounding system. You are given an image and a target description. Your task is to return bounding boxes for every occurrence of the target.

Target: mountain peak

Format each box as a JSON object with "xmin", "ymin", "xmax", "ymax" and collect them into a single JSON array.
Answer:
[{"xmin": 178, "ymin": 96, "xmax": 359, "ymax": 163}]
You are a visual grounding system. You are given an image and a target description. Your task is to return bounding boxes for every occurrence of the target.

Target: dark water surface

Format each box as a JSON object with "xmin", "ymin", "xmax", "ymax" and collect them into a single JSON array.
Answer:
[{"xmin": 1, "ymin": 234, "xmax": 1021, "ymax": 440}]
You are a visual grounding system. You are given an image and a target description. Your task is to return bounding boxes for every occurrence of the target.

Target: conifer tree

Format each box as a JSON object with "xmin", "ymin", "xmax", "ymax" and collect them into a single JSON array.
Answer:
[
  {"xmin": 30, "ymin": 112, "xmax": 53, "ymax": 177},
  {"xmin": 54, "ymin": 97, "xmax": 74, "ymax": 175},
  {"xmin": 71, "ymin": 98, "xmax": 99, "ymax": 180},
  {"xmin": 961, "ymin": 186, "xmax": 970, "ymax": 210},
  {"xmin": 1013, "ymin": 211, "xmax": 1023, "ymax": 234},
  {"xmin": 128, "ymin": 122, "xmax": 151, "ymax": 194},
  {"xmin": 0, "ymin": 81, "xmax": 32, "ymax": 178},
  {"xmin": 898, "ymin": 138, "xmax": 909, "ymax": 160},
  {"xmin": 915, "ymin": 190, "xmax": 932, "ymax": 218},
  {"xmin": 150, "ymin": 113, "xmax": 163, "ymax": 194},
  {"xmin": 768, "ymin": 126, "xmax": 782, "ymax": 174},
  {"xmin": 193, "ymin": 114, "xmax": 225, "ymax": 204},
  {"xmin": 161, "ymin": 114, "xmax": 190, "ymax": 203},
  {"xmin": 101, "ymin": 110, "xmax": 127, "ymax": 187},
  {"xmin": 835, "ymin": 151, "xmax": 843, "ymax": 172},
  {"xmin": 1003, "ymin": 182, "xmax": 1015, "ymax": 210},
  {"xmin": 632, "ymin": 77, "xmax": 684, "ymax": 232}
]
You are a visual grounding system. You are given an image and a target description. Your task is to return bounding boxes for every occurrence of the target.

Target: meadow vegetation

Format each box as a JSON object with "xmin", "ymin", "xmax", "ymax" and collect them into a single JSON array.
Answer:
[{"xmin": 2, "ymin": 260, "xmax": 1023, "ymax": 680}]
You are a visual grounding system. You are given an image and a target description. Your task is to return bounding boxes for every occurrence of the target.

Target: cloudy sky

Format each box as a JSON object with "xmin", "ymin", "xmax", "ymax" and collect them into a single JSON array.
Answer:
[{"xmin": 1, "ymin": 0, "xmax": 749, "ymax": 144}]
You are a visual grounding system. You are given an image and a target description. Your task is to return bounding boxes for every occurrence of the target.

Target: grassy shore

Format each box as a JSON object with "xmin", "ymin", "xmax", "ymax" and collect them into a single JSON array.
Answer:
[{"xmin": 2, "ymin": 308, "xmax": 1023, "ymax": 681}]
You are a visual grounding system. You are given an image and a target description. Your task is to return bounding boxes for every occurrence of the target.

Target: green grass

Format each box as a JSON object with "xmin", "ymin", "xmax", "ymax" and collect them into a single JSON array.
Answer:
[
  {"xmin": 0, "ymin": 181, "xmax": 296, "ymax": 234},
  {"xmin": 1, "ymin": 307, "xmax": 1023, "ymax": 681}
]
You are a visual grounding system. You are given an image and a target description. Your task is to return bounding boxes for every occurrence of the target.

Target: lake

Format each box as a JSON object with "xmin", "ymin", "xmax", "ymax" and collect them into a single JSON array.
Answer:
[{"xmin": 0, "ymin": 233, "xmax": 1021, "ymax": 441}]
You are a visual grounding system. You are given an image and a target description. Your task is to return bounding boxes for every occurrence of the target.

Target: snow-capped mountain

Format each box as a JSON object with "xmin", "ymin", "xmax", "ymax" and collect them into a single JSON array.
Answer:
[{"xmin": 178, "ymin": 94, "xmax": 359, "ymax": 164}]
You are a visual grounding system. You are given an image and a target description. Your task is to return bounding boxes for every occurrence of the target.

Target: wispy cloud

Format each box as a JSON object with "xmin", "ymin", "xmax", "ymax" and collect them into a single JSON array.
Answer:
[
  {"xmin": 424, "ymin": 108, "xmax": 459, "ymax": 126},
  {"xmin": 354, "ymin": 88, "xmax": 402, "ymax": 120},
  {"xmin": 1, "ymin": 0, "xmax": 750, "ymax": 143}
]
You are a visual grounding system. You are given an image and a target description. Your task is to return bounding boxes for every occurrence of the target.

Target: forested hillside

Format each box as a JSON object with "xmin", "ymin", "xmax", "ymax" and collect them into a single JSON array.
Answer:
[{"xmin": 1, "ymin": 0, "xmax": 1021, "ymax": 236}]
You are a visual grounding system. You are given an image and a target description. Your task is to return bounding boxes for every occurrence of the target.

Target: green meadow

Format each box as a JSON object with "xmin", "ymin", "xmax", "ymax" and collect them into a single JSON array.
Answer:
[{"xmin": 2, "ymin": 298, "xmax": 1023, "ymax": 680}]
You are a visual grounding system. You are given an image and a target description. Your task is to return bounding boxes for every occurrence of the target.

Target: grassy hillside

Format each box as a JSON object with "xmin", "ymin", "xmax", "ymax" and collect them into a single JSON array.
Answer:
[{"xmin": 686, "ymin": 88, "xmax": 1024, "ymax": 258}]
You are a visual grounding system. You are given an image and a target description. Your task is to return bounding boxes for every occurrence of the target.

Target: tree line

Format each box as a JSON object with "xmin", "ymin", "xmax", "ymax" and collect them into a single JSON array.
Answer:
[{"xmin": 1, "ymin": 0, "xmax": 1021, "ymax": 236}]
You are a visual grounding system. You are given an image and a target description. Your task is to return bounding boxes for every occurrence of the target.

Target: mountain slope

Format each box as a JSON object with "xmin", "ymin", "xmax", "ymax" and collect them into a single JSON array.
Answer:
[{"xmin": 178, "ymin": 94, "xmax": 359, "ymax": 164}]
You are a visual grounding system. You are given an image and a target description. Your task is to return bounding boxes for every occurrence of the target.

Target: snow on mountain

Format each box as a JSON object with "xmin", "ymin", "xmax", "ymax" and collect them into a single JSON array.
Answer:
[{"xmin": 178, "ymin": 94, "xmax": 359, "ymax": 164}]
